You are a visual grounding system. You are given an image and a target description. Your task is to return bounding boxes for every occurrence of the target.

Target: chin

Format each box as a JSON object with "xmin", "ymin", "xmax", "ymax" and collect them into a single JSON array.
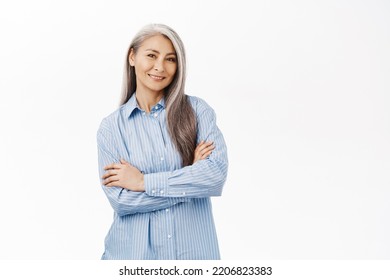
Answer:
[{"xmin": 148, "ymin": 84, "xmax": 168, "ymax": 93}]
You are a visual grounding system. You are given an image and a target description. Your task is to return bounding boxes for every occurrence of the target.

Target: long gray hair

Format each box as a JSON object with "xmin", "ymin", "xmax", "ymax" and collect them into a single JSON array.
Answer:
[{"xmin": 120, "ymin": 24, "xmax": 197, "ymax": 166}]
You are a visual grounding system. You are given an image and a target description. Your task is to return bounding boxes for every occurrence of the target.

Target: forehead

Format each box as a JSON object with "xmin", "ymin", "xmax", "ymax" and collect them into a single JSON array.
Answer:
[{"xmin": 140, "ymin": 35, "xmax": 176, "ymax": 54}]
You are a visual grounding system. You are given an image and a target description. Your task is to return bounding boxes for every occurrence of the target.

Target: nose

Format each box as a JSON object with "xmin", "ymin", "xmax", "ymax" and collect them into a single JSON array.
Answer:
[{"xmin": 153, "ymin": 58, "xmax": 165, "ymax": 72}]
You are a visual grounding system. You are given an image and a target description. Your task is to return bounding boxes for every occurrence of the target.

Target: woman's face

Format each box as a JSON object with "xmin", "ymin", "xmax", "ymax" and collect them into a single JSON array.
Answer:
[{"xmin": 129, "ymin": 35, "xmax": 177, "ymax": 96}]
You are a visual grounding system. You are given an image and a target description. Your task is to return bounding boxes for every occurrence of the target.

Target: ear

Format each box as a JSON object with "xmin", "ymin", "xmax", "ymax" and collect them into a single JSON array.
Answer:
[{"xmin": 128, "ymin": 48, "xmax": 135, "ymax": 66}]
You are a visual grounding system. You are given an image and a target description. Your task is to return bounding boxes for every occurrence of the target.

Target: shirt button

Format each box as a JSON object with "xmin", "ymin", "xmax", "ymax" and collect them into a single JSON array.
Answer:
[
  {"xmin": 153, "ymin": 113, "xmax": 158, "ymax": 117},
  {"xmin": 182, "ymin": 192, "xmax": 186, "ymax": 196},
  {"xmin": 167, "ymin": 235, "xmax": 172, "ymax": 239},
  {"xmin": 160, "ymin": 157, "xmax": 164, "ymax": 161},
  {"xmin": 165, "ymin": 208, "xmax": 170, "ymax": 212},
  {"xmin": 160, "ymin": 190, "xmax": 164, "ymax": 194},
  {"xmin": 142, "ymin": 112, "xmax": 146, "ymax": 115},
  {"xmin": 155, "ymin": 105, "xmax": 159, "ymax": 110},
  {"xmin": 151, "ymin": 190, "xmax": 155, "ymax": 194}
]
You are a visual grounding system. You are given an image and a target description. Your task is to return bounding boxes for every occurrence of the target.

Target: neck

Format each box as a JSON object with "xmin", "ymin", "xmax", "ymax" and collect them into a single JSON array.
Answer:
[{"xmin": 135, "ymin": 90, "xmax": 164, "ymax": 113}]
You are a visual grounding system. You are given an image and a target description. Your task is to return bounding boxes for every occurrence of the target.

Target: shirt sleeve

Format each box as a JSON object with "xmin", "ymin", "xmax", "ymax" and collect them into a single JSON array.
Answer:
[
  {"xmin": 97, "ymin": 123, "xmax": 190, "ymax": 217},
  {"xmin": 143, "ymin": 98, "xmax": 228, "ymax": 198}
]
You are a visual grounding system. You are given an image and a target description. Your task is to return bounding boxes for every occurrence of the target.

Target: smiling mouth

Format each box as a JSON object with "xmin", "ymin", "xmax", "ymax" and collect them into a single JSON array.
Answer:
[{"xmin": 148, "ymin": 74, "xmax": 165, "ymax": 81}]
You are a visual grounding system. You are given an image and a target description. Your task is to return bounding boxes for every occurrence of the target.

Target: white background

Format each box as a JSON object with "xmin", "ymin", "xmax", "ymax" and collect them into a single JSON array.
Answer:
[{"xmin": 0, "ymin": 0, "xmax": 389, "ymax": 260}]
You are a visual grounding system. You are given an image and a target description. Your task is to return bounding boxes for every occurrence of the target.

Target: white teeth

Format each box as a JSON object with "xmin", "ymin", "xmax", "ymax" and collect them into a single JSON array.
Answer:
[{"xmin": 149, "ymin": 74, "xmax": 164, "ymax": 80}]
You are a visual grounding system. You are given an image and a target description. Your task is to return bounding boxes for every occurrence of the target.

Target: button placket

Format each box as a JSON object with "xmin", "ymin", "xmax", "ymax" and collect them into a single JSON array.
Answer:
[
  {"xmin": 162, "ymin": 204, "xmax": 175, "ymax": 258},
  {"xmin": 166, "ymin": 211, "xmax": 173, "ymax": 242},
  {"xmin": 153, "ymin": 106, "xmax": 167, "ymax": 148}
]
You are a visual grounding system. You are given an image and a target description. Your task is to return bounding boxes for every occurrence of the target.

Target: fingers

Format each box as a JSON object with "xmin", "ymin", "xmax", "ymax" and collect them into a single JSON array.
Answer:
[
  {"xmin": 102, "ymin": 159, "xmax": 138, "ymax": 189},
  {"xmin": 196, "ymin": 140, "xmax": 213, "ymax": 151},
  {"xmin": 105, "ymin": 159, "xmax": 132, "ymax": 171},
  {"xmin": 105, "ymin": 181, "xmax": 119, "ymax": 187},
  {"xmin": 196, "ymin": 141, "xmax": 214, "ymax": 155},
  {"xmin": 200, "ymin": 149, "xmax": 213, "ymax": 159},
  {"xmin": 101, "ymin": 169, "xmax": 118, "ymax": 180},
  {"xmin": 193, "ymin": 140, "xmax": 215, "ymax": 163},
  {"xmin": 102, "ymin": 175, "xmax": 119, "ymax": 186},
  {"xmin": 195, "ymin": 140, "xmax": 205, "ymax": 151},
  {"xmin": 104, "ymin": 163, "xmax": 122, "ymax": 170},
  {"xmin": 199, "ymin": 146, "xmax": 214, "ymax": 159}
]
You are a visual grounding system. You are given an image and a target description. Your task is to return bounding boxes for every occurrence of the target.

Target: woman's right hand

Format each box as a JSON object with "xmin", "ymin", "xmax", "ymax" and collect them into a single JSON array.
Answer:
[{"xmin": 193, "ymin": 140, "xmax": 215, "ymax": 164}]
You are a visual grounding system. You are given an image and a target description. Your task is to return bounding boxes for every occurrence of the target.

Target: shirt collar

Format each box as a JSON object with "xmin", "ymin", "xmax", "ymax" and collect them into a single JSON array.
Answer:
[
  {"xmin": 123, "ymin": 93, "xmax": 166, "ymax": 118},
  {"xmin": 122, "ymin": 93, "xmax": 138, "ymax": 118}
]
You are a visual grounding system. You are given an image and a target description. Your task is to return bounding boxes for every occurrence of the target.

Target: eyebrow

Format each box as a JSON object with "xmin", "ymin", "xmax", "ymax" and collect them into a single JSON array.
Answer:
[{"xmin": 145, "ymin": 49, "xmax": 176, "ymax": 56}]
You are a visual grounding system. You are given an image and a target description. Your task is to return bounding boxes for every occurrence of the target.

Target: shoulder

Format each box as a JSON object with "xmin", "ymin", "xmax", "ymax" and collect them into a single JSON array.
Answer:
[
  {"xmin": 186, "ymin": 95, "xmax": 215, "ymax": 118},
  {"xmin": 97, "ymin": 104, "xmax": 126, "ymax": 135}
]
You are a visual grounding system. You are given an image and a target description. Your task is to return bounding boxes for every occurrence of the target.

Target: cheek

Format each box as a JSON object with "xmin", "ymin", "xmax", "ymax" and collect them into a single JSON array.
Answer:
[
  {"xmin": 136, "ymin": 60, "xmax": 153, "ymax": 73},
  {"xmin": 168, "ymin": 65, "xmax": 178, "ymax": 77}
]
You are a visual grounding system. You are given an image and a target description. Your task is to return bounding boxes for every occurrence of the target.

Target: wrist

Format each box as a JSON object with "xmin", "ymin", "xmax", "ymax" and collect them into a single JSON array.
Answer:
[{"xmin": 138, "ymin": 173, "xmax": 145, "ymax": 192}]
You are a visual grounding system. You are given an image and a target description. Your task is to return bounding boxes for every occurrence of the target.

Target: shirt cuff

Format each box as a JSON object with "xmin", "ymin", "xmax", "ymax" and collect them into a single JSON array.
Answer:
[{"xmin": 144, "ymin": 171, "xmax": 170, "ymax": 197}]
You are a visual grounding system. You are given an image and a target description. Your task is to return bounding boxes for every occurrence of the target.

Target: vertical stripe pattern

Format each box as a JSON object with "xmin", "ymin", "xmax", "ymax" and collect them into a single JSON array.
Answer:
[{"xmin": 97, "ymin": 94, "xmax": 228, "ymax": 260}]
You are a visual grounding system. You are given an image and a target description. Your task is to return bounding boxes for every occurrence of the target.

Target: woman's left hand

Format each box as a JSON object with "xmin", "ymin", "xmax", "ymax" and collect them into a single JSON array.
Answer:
[
  {"xmin": 102, "ymin": 159, "xmax": 145, "ymax": 192},
  {"xmin": 193, "ymin": 140, "xmax": 214, "ymax": 164}
]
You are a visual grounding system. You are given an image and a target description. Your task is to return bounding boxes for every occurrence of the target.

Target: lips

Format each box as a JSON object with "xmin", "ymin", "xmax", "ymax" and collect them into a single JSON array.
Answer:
[{"xmin": 148, "ymin": 74, "xmax": 165, "ymax": 81}]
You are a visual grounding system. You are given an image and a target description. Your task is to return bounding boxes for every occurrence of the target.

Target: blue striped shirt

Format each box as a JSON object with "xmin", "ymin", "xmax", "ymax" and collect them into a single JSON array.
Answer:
[{"xmin": 97, "ymin": 93, "xmax": 228, "ymax": 260}]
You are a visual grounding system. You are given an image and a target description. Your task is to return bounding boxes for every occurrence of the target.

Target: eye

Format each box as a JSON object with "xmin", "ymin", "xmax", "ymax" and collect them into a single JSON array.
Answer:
[
  {"xmin": 167, "ymin": 57, "xmax": 176, "ymax": 63},
  {"xmin": 147, "ymin": 53, "xmax": 156, "ymax": 58}
]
